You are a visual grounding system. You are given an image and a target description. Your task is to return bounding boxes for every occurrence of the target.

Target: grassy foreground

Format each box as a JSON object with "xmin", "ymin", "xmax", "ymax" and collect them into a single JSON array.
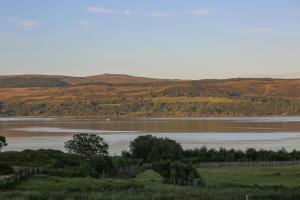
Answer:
[{"xmin": 1, "ymin": 166, "xmax": 300, "ymax": 200}]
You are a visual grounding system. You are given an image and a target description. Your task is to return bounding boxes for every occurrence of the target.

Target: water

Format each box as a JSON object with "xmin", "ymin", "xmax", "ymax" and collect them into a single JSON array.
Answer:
[{"xmin": 1, "ymin": 116, "xmax": 300, "ymax": 155}]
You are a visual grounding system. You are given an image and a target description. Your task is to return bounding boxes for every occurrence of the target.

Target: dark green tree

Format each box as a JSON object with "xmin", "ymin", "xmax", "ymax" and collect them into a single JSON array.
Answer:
[
  {"xmin": 149, "ymin": 137, "xmax": 183, "ymax": 161},
  {"xmin": 64, "ymin": 133, "xmax": 108, "ymax": 157},
  {"xmin": 129, "ymin": 135, "xmax": 155, "ymax": 163},
  {"xmin": 129, "ymin": 135, "xmax": 183, "ymax": 163}
]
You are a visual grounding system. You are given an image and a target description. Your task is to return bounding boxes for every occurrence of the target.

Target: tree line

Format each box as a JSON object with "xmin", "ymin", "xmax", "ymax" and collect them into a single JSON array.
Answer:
[{"xmin": 1, "ymin": 96, "xmax": 299, "ymax": 117}]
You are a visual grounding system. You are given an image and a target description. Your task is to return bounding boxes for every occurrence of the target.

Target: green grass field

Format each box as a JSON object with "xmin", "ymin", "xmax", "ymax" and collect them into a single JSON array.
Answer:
[
  {"xmin": 1, "ymin": 166, "xmax": 300, "ymax": 200},
  {"xmin": 199, "ymin": 166, "xmax": 300, "ymax": 187},
  {"xmin": 14, "ymin": 176, "xmax": 143, "ymax": 191}
]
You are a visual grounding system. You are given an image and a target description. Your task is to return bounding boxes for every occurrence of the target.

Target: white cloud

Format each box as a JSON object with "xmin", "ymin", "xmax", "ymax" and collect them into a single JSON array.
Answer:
[
  {"xmin": 79, "ymin": 20, "xmax": 91, "ymax": 31},
  {"xmin": 5, "ymin": 17, "xmax": 39, "ymax": 29},
  {"xmin": 147, "ymin": 11, "xmax": 173, "ymax": 18},
  {"xmin": 242, "ymin": 27, "xmax": 273, "ymax": 34},
  {"xmin": 86, "ymin": 6, "xmax": 116, "ymax": 14},
  {"xmin": 123, "ymin": 10, "xmax": 132, "ymax": 16},
  {"xmin": 187, "ymin": 9, "xmax": 213, "ymax": 16},
  {"xmin": 20, "ymin": 20, "xmax": 39, "ymax": 29}
]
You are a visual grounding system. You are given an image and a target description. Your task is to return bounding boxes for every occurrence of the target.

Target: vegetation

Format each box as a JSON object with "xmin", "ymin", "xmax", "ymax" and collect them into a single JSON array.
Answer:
[
  {"xmin": 1, "ymin": 134, "xmax": 300, "ymax": 199},
  {"xmin": 0, "ymin": 162, "xmax": 14, "ymax": 175},
  {"xmin": 0, "ymin": 76, "xmax": 68, "ymax": 88},
  {"xmin": 153, "ymin": 160, "xmax": 205, "ymax": 186},
  {"xmin": 64, "ymin": 133, "xmax": 108, "ymax": 157},
  {"xmin": 1, "ymin": 168, "xmax": 300, "ymax": 200},
  {"xmin": 0, "ymin": 75, "xmax": 299, "ymax": 117},
  {"xmin": 0, "ymin": 149, "xmax": 141, "ymax": 179},
  {"xmin": 0, "ymin": 135, "xmax": 7, "ymax": 152},
  {"xmin": 183, "ymin": 146, "xmax": 300, "ymax": 162},
  {"xmin": 200, "ymin": 166, "xmax": 300, "ymax": 188},
  {"xmin": 128, "ymin": 135, "xmax": 183, "ymax": 163}
]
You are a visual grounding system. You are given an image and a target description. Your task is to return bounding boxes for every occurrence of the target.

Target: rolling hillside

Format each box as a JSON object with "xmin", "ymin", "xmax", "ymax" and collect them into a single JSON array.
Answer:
[
  {"xmin": 0, "ymin": 74, "xmax": 299, "ymax": 117},
  {"xmin": 0, "ymin": 74, "xmax": 168, "ymax": 87}
]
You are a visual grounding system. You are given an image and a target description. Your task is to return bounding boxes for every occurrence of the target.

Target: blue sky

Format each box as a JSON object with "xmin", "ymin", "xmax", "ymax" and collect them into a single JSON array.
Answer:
[{"xmin": 0, "ymin": 0, "xmax": 299, "ymax": 79}]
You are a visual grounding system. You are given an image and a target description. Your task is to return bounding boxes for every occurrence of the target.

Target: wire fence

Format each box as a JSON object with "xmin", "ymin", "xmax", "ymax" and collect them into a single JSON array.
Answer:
[
  {"xmin": 197, "ymin": 160, "xmax": 300, "ymax": 168},
  {"xmin": 1, "ymin": 160, "xmax": 300, "ymax": 191},
  {"xmin": 0, "ymin": 167, "xmax": 43, "ymax": 190}
]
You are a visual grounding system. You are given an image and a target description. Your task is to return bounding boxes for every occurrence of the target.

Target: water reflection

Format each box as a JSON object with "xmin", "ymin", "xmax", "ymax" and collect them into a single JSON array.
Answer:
[{"xmin": 1, "ymin": 116, "xmax": 300, "ymax": 154}]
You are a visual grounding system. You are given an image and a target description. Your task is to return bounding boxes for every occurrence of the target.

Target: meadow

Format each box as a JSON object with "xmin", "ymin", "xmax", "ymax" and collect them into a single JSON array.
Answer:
[{"xmin": 1, "ymin": 167, "xmax": 300, "ymax": 200}]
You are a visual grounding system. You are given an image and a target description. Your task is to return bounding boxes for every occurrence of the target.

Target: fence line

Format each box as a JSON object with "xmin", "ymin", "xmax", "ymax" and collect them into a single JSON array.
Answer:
[
  {"xmin": 0, "ymin": 167, "xmax": 43, "ymax": 190},
  {"xmin": 1, "ymin": 161, "xmax": 300, "ymax": 190},
  {"xmin": 197, "ymin": 160, "xmax": 300, "ymax": 168}
]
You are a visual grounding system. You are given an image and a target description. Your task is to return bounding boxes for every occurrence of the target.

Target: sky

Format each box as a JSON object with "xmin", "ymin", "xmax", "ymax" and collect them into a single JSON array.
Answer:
[{"xmin": 0, "ymin": 0, "xmax": 299, "ymax": 79}]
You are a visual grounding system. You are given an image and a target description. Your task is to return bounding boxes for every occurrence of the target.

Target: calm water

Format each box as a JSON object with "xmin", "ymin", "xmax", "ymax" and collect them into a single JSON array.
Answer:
[{"xmin": 1, "ymin": 117, "xmax": 300, "ymax": 155}]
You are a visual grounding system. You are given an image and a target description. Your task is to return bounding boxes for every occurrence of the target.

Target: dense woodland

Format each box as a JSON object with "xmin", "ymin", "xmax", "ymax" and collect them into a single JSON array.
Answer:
[{"xmin": 0, "ymin": 74, "xmax": 299, "ymax": 117}]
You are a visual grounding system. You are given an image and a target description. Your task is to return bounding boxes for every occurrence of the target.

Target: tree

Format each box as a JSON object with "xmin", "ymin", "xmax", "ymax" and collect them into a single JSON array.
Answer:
[
  {"xmin": 129, "ymin": 135, "xmax": 155, "ymax": 162},
  {"xmin": 149, "ymin": 137, "xmax": 182, "ymax": 161},
  {"xmin": 64, "ymin": 133, "xmax": 108, "ymax": 157},
  {"xmin": 129, "ymin": 135, "xmax": 183, "ymax": 163},
  {"xmin": 0, "ymin": 136, "xmax": 7, "ymax": 152}
]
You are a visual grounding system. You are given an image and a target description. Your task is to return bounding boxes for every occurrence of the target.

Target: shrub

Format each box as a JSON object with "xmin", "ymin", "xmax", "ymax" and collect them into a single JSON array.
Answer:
[
  {"xmin": 152, "ymin": 160, "xmax": 205, "ymax": 187},
  {"xmin": 89, "ymin": 156, "xmax": 115, "ymax": 177},
  {"xmin": 0, "ymin": 162, "xmax": 14, "ymax": 175}
]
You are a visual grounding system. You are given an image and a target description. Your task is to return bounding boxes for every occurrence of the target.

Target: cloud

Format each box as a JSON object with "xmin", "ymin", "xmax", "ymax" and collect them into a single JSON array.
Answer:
[
  {"xmin": 20, "ymin": 20, "xmax": 39, "ymax": 29},
  {"xmin": 147, "ymin": 11, "xmax": 173, "ymax": 18},
  {"xmin": 79, "ymin": 20, "xmax": 91, "ymax": 31},
  {"xmin": 242, "ymin": 27, "xmax": 273, "ymax": 34},
  {"xmin": 5, "ymin": 17, "xmax": 39, "ymax": 29},
  {"xmin": 187, "ymin": 9, "xmax": 213, "ymax": 16},
  {"xmin": 86, "ymin": 6, "xmax": 116, "ymax": 14},
  {"xmin": 123, "ymin": 10, "xmax": 132, "ymax": 16}
]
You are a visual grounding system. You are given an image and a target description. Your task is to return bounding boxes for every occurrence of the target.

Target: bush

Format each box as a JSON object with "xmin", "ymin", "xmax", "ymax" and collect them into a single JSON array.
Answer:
[
  {"xmin": 0, "ymin": 149, "xmax": 82, "ymax": 167},
  {"xmin": 78, "ymin": 163, "xmax": 99, "ymax": 178},
  {"xmin": 0, "ymin": 162, "xmax": 14, "ymax": 175},
  {"xmin": 152, "ymin": 160, "xmax": 205, "ymax": 187},
  {"xmin": 89, "ymin": 156, "xmax": 116, "ymax": 177}
]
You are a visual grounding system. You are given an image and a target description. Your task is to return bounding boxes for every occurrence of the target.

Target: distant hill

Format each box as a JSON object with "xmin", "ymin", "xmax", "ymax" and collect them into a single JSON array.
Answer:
[
  {"xmin": 0, "ymin": 75, "xmax": 70, "ymax": 88},
  {"xmin": 85, "ymin": 73, "xmax": 168, "ymax": 84},
  {"xmin": 0, "ymin": 74, "xmax": 169, "ymax": 88},
  {"xmin": 0, "ymin": 74, "xmax": 299, "ymax": 117}
]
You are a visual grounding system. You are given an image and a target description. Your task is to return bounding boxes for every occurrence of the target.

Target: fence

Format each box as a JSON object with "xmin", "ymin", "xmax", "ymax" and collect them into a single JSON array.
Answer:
[
  {"xmin": 197, "ymin": 160, "xmax": 300, "ymax": 168},
  {"xmin": 0, "ymin": 167, "xmax": 43, "ymax": 190}
]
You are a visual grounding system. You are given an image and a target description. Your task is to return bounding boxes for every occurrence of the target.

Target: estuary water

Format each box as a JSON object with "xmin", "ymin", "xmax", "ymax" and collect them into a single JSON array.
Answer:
[{"xmin": 1, "ymin": 116, "xmax": 300, "ymax": 155}]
